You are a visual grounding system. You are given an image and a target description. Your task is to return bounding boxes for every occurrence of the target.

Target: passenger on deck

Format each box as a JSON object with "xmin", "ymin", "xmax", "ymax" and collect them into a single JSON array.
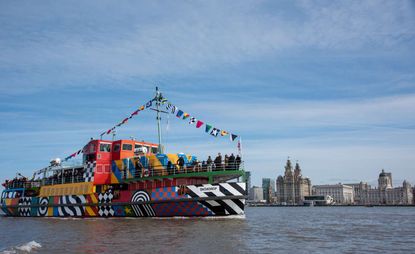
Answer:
[
  {"xmin": 207, "ymin": 156, "xmax": 213, "ymax": 172},
  {"xmin": 235, "ymin": 155, "xmax": 241, "ymax": 170},
  {"xmin": 135, "ymin": 157, "xmax": 144, "ymax": 178},
  {"xmin": 214, "ymin": 153, "xmax": 222, "ymax": 171},
  {"xmin": 229, "ymin": 153, "xmax": 236, "ymax": 170},
  {"xmin": 224, "ymin": 154, "xmax": 229, "ymax": 170},
  {"xmin": 177, "ymin": 156, "xmax": 185, "ymax": 171}
]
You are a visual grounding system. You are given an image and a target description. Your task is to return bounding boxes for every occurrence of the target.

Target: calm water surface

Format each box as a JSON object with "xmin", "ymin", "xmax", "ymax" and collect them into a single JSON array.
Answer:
[{"xmin": 1, "ymin": 207, "xmax": 415, "ymax": 253}]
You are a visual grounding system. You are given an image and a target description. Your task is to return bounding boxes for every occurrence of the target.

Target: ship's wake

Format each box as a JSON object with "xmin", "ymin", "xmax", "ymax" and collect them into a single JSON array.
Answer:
[{"xmin": 1, "ymin": 241, "xmax": 42, "ymax": 254}]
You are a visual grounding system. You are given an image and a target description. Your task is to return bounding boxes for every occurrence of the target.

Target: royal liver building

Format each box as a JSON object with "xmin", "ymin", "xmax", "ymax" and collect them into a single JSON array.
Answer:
[{"xmin": 276, "ymin": 159, "xmax": 312, "ymax": 205}]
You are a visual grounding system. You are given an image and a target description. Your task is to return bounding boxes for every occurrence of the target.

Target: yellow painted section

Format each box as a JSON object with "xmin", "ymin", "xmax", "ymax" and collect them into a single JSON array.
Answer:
[
  {"xmin": 85, "ymin": 206, "xmax": 96, "ymax": 216},
  {"xmin": 115, "ymin": 160, "xmax": 123, "ymax": 170},
  {"xmin": 89, "ymin": 194, "xmax": 98, "ymax": 203},
  {"xmin": 39, "ymin": 182, "xmax": 94, "ymax": 197},
  {"xmin": 111, "ymin": 172, "xmax": 119, "ymax": 184},
  {"xmin": 47, "ymin": 207, "xmax": 53, "ymax": 216},
  {"xmin": 167, "ymin": 154, "xmax": 180, "ymax": 170}
]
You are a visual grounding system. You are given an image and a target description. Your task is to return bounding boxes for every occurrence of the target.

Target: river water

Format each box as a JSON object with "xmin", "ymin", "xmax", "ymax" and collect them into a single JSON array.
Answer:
[{"xmin": 1, "ymin": 207, "xmax": 414, "ymax": 253}]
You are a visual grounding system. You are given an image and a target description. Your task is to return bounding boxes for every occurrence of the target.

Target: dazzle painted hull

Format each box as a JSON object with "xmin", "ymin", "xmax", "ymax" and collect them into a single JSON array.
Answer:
[{"xmin": 1, "ymin": 183, "xmax": 246, "ymax": 217}]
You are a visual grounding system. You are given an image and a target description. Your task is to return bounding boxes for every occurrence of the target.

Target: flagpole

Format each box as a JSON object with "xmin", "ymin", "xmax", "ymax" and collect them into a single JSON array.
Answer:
[{"xmin": 155, "ymin": 87, "xmax": 163, "ymax": 154}]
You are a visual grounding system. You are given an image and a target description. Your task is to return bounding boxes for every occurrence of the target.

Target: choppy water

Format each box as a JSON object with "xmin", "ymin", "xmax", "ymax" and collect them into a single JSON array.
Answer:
[{"xmin": 1, "ymin": 207, "xmax": 415, "ymax": 253}]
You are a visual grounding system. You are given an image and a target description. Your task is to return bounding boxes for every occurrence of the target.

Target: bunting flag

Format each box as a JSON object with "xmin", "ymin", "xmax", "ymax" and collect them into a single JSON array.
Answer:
[
  {"xmin": 196, "ymin": 120, "xmax": 204, "ymax": 128},
  {"xmin": 189, "ymin": 117, "xmax": 196, "ymax": 125},
  {"xmin": 131, "ymin": 109, "xmax": 140, "ymax": 116},
  {"xmin": 106, "ymin": 129, "xmax": 112, "ymax": 135},
  {"xmin": 176, "ymin": 110, "xmax": 184, "ymax": 118},
  {"xmin": 210, "ymin": 128, "xmax": 220, "ymax": 137},
  {"xmin": 166, "ymin": 103, "xmax": 172, "ymax": 110},
  {"xmin": 122, "ymin": 118, "xmax": 129, "ymax": 124},
  {"xmin": 205, "ymin": 124, "xmax": 212, "ymax": 133},
  {"xmin": 171, "ymin": 106, "xmax": 177, "ymax": 114},
  {"xmin": 146, "ymin": 100, "xmax": 152, "ymax": 108},
  {"xmin": 182, "ymin": 113, "xmax": 190, "ymax": 119},
  {"xmin": 63, "ymin": 149, "xmax": 82, "ymax": 161},
  {"xmin": 139, "ymin": 105, "xmax": 145, "ymax": 111},
  {"xmin": 230, "ymin": 134, "xmax": 238, "ymax": 141},
  {"xmin": 221, "ymin": 130, "xmax": 228, "ymax": 136}
]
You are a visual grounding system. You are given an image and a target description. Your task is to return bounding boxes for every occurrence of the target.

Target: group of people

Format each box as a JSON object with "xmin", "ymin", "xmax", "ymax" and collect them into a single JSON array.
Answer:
[
  {"xmin": 174, "ymin": 153, "xmax": 242, "ymax": 173},
  {"xmin": 2, "ymin": 175, "xmax": 28, "ymax": 189}
]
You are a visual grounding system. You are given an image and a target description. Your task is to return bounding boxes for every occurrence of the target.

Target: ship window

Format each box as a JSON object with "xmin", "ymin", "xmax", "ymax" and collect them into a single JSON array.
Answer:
[
  {"xmin": 89, "ymin": 144, "xmax": 96, "ymax": 153},
  {"xmin": 122, "ymin": 144, "xmax": 133, "ymax": 151},
  {"xmin": 113, "ymin": 144, "xmax": 120, "ymax": 152},
  {"xmin": 151, "ymin": 147, "xmax": 158, "ymax": 154},
  {"xmin": 100, "ymin": 143, "xmax": 111, "ymax": 152}
]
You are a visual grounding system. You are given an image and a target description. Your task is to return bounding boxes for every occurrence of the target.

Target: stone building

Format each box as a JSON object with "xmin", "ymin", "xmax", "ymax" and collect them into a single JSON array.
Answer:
[
  {"xmin": 312, "ymin": 184, "xmax": 354, "ymax": 204},
  {"xmin": 346, "ymin": 170, "xmax": 413, "ymax": 205},
  {"xmin": 276, "ymin": 159, "xmax": 311, "ymax": 205}
]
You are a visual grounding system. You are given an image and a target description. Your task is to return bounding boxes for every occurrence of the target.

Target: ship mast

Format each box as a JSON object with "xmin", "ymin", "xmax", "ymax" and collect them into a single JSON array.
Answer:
[{"xmin": 154, "ymin": 87, "xmax": 165, "ymax": 154}]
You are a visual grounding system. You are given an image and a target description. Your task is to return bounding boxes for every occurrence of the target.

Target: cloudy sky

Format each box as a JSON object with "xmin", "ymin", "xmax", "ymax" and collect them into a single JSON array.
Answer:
[{"xmin": 1, "ymin": 0, "xmax": 414, "ymax": 187}]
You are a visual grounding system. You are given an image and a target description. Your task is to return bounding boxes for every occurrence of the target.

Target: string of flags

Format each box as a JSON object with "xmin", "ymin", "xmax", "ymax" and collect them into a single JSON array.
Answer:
[
  {"xmin": 99, "ymin": 98, "xmax": 155, "ymax": 138},
  {"xmin": 163, "ymin": 99, "xmax": 239, "ymax": 142},
  {"xmin": 63, "ymin": 94, "xmax": 240, "ymax": 161}
]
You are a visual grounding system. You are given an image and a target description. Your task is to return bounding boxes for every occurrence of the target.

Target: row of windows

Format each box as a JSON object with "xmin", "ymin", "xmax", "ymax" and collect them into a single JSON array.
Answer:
[{"xmin": 98, "ymin": 143, "xmax": 158, "ymax": 153}]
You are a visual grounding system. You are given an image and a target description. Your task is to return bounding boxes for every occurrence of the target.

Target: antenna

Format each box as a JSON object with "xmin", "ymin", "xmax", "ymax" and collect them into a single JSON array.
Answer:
[{"xmin": 152, "ymin": 87, "xmax": 168, "ymax": 154}]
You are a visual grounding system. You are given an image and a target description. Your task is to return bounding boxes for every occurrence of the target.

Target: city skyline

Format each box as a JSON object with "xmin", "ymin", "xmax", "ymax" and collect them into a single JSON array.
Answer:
[{"xmin": 1, "ymin": 1, "xmax": 415, "ymax": 187}]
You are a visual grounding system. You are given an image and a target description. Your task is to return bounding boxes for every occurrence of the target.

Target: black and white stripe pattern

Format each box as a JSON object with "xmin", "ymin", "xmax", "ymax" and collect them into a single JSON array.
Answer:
[
  {"xmin": 18, "ymin": 197, "xmax": 32, "ymax": 217},
  {"xmin": 186, "ymin": 183, "xmax": 246, "ymax": 216},
  {"xmin": 37, "ymin": 197, "xmax": 49, "ymax": 216},
  {"xmin": 58, "ymin": 195, "xmax": 86, "ymax": 216},
  {"xmin": 131, "ymin": 191, "xmax": 155, "ymax": 217},
  {"xmin": 83, "ymin": 161, "xmax": 96, "ymax": 182},
  {"xmin": 98, "ymin": 191, "xmax": 114, "ymax": 216}
]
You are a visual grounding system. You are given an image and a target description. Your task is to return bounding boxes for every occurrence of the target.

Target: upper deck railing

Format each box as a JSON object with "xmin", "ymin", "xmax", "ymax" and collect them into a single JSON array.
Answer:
[{"xmin": 2, "ymin": 161, "xmax": 245, "ymax": 189}]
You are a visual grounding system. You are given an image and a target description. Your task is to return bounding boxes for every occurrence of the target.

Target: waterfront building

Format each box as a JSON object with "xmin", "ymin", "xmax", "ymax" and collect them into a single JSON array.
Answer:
[
  {"xmin": 245, "ymin": 171, "xmax": 251, "ymax": 196},
  {"xmin": 262, "ymin": 178, "xmax": 275, "ymax": 203},
  {"xmin": 276, "ymin": 159, "xmax": 311, "ymax": 205},
  {"xmin": 312, "ymin": 184, "xmax": 354, "ymax": 204},
  {"xmin": 347, "ymin": 170, "xmax": 413, "ymax": 205},
  {"xmin": 249, "ymin": 186, "xmax": 264, "ymax": 202},
  {"xmin": 343, "ymin": 182, "xmax": 371, "ymax": 205}
]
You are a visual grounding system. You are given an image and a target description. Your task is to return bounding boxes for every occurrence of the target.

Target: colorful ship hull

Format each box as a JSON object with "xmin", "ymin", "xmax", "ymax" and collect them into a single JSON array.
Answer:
[{"xmin": 1, "ymin": 182, "xmax": 245, "ymax": 217}]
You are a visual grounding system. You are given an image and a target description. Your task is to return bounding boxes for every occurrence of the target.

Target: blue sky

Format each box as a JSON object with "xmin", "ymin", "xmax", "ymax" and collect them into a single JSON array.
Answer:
[{"xmin": 1, "ymin": 0, "xmax": 415, "ymax": 188}]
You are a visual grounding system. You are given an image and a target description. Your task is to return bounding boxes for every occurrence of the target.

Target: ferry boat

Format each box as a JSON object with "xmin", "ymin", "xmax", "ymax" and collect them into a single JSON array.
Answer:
[{"xmin": 1, "ymin": 88, "xmax": 247, "ymax": 217}]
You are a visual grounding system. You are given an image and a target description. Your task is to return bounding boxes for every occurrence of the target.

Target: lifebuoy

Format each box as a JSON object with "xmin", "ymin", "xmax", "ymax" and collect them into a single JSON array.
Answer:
[{"xmin": 143, "ymin": 169, "xmax": 149, "ymax": 178}]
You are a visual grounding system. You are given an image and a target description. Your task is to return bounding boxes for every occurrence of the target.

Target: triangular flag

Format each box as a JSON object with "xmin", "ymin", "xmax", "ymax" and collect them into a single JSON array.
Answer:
[
  {"xmin": 106, "ymin": 129, "xmax": 112, "ymax": 134},
  {"xmin": 166, "ymin": 103, "xmax": 172, "ymax": 110},
  {"xmin": 100, "ymin": 131, "xmax": 106, "ymax": 137},
  {"xmin": 146, "ymin": 100, "xmax": 152, "ymax": 108},
  {"xmin": 221, "ymin": 130, "xmax": 228, "ymax": 136},
  {"xmin": 205, "ymin": 124, "xmax": 212, "ymax": 133},
  {"xmin": 122, "ymin": 118, "xmax": 129, "ymax": 124},
  {"xmin": 196, "ymin": 120, "xmax": 204, "ymax": 128},
  {"xmin": 171, "ymin": 106, "xmax": 177, "ymax": 114},
  {"xmin": 182, "ymin": 113, "xmax": 190, "ymax": 119},
  {"xmin": 189, "ymin": 117, "xmax": 196, "ymax": 124},
  {"xmin": 230, "ymin": 134, "xmax": 238, "ymax": 141},
  {"xmin": 139, "ymin": 105, "xmax": 145, "ymax": 110},
  {"xmin": 210, "ymin": 128, "xmax": 220, "ymax": 137},
  {"xmin": 131, "ymin": 109, "xmax": 140, "ymax": 116},
  {"xmin": 77, "ymin": 150, "xmax": 82, "ymax": 155},
  {"xmin": 176, "ymin": 110, "xmax": 184, "ymax": 118}
]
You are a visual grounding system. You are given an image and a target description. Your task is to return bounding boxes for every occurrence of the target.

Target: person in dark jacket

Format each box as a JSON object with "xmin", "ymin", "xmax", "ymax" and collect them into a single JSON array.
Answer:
[
  {"xmin": 235, "ymin": 155, "xmax": 241, "ymax": 170},
  {"xmin": 214, "ymin": 153, "xmax": 222, "ymax": 170},
  {"xmin": 229, "ymin": 153, "xmax": 236, "ymax": 170},
  {"xmin": 177, "ymin": 156, "xmax": 185, "ymax": 171}
]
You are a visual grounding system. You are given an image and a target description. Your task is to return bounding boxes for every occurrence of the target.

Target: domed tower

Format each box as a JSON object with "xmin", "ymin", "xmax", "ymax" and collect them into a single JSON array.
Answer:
[
  {"xmin": 284, "ymin": 158, "xmax": 295, "ymax": 204},
  {"xmin": 378, "ymin": 169, "xmax": 392, "ymax": 190}
]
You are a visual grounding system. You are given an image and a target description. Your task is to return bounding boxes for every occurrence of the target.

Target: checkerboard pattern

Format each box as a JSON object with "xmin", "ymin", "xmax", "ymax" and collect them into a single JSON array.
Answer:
[
  {"xmin": 83, "ymin": 161, "xmax": 96, "ymax": 182},
  {"xmin": 151, "ymin": 187, "xmax": 182, "ymax": 201},
  {"xmin": 152, "ymin": 201, "xmax": 213, "ymax": 217},
  {"xmin": 98, "ymin": 192, "xmax": 114, "ymax": 217}
]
